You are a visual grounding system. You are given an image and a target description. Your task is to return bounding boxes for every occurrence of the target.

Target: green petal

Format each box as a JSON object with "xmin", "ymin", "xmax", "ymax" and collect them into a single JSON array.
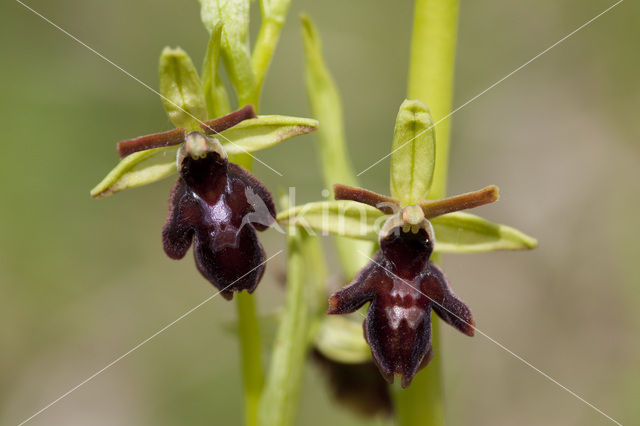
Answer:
[
  {"xmin": 276, "ymin": 200, "xmax": 385, "ymax": 241},
  {"xmin": 90, "ymin": 146, "xmax": 178, "ymax": 199},
  {"xmin": 159, "ymin": 47, "xmax": 208, "ymax": 129},
  {"xmin": 314, "ymin": 316, "xmax": 371, "ymax": 364},
  {"xmin": 219, "ymin": 115, "xmax": 318, "ymax": 154},
  {"xmin": 390, "ymin": 99, "xmax": 436, "ymax": 206},
  {"xmin": 431, "ymin": 212, "xmax": 538, "ymax": 253}
]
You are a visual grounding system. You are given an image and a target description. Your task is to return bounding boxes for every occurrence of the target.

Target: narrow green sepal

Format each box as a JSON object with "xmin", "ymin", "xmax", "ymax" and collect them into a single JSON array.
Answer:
[
  {"xmin": 431, "ymin": 212, "xmax": 538, "ymax": 253},
  {"xmin": 90, "ymin": 146, "xmax": 178, "ymax": 199},
  {"xmin": 219, "ymin": 115, "xmax": 318, "ymax": 154},
  {"xmin": 276, "ymin": 200, "xmax": 385, "ymax": 241},
  {"xmin": 159, "ymin": 47, "xmax": 208, "ymax": 129},
  {"xmin": 390, "ymin": 99, "xmax": 436, "ymax": 206}
]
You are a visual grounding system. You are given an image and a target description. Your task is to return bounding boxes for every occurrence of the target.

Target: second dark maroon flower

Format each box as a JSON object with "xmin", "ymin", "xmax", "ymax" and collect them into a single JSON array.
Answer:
[{"xmin": 328, "ymin": 206, "xmax": 475, "ymax": 388}]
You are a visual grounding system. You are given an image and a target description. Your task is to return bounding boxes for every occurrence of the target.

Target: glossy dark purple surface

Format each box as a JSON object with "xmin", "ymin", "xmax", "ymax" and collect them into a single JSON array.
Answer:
[{"xmin": 162, "ymin": 152, "xmax": 275, "ymax": 299}]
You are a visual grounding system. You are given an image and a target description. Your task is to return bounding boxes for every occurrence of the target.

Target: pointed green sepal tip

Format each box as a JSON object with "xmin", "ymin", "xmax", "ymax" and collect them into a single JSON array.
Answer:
[
  {"xmin": 159, "ymin": 47, "xmax": 208, "ymax": 130},
  {"xmin": 90, "ymin": 146, "xmax": 178, "ymax": 199},
  {"xmin": 432, "ymin": 212, "xmax": 538, "ymax": 253},
  {"xmin": 390, "ymin": 99, "xmax": 436, "ymax": 206},
  {"xmin": 219, "ymin": 115, "xmax": 318, "ymax": 154}
]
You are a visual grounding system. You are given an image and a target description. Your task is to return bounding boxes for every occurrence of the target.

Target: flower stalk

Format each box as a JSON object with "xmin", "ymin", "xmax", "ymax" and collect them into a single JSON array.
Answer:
[
  {"xmin": 236, "ymin": 291, "xmax": 265, "ymax": 426},
  {"xmin": 392, "ymin": 0, "xmax": 460, "ymax": 425}
]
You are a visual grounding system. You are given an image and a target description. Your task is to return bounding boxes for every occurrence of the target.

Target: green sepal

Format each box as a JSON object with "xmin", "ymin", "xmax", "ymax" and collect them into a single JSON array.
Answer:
[
  {"xmin": 90, "ymin": 146, "xmax": 178, "ymax": 199},
  {"xmin": 390, "ymin": 99, "xmax": 436, "ymax": 206},
  {"xmin": 314, "ymin": 316, "xmax": 371, "ymax": 364},
  {"xmin": 159, "ymin": 47, "xmax": 208, "ymax": 129},
  {"xmin": 432, "ymin": 212, "xmax": 538, "ymax": 253},
  {"xmin": 201, "ymin": 22, "xmax": 231, "ymax": 118},
  {"xmin": 219, "ymin": 115, "xmax": 318, "ymax": 154},
  {"xmin": 276, "ymin": 200, "xmax": 385, "ymax": 241}
]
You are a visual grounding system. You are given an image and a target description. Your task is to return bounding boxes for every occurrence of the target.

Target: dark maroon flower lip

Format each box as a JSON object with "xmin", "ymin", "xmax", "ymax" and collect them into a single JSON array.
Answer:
[
  {"xmin": 328, "ymin": 225, "xmax": 474, "ymax": 388},
  {"xmin": 162, "ymin": 131, "xmax": 275, "ymax": 300}
]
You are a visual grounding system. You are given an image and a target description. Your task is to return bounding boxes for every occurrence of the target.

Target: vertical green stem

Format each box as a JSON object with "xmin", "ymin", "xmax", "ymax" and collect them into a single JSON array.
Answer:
[
  {"xmin": 236, "ymin": 292, "xmax": 264, "ymax": 426},
  {"xmin": 208, "ymin": 83, "xmax": 262, "ymax": 426},
  {"xmin": 393, "ymin": 1, "xmax": 460, "ymax": 425},
  {"xmin": 407, "ymin": 0, "xmax": 459, "ymax": 201},
  {"xmin": 232, "ymin": 125, "xmax": 259, "ymax": 426},
  {"xmin": 232, "ymin": 105, "xmax": 258, "ymax": 426}
]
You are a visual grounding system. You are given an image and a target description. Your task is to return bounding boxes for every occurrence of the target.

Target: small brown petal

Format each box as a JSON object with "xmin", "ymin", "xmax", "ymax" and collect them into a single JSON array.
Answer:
[
  {"xmin": 333, "ymin": 184, "xmax": 400, "ymax": 214},
  {"xmin": 199, "ymin": 105, "xmax": 257, "ymax": 135},
  {"xmin": 117, "ymin": 127, "xmax": 186, "ymax": 158}
]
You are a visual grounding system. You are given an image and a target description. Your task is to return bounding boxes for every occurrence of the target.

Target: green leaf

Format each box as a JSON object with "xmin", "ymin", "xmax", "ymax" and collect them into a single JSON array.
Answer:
[
  {"xmin": 218, "ymin": 115, "xmax": 318, "ymax": 154},
  {"xmin": 301, "ymin": 14, "xmax": 374, "ymax": 280},
  {"xmin": 201, "ymin": 23, "xmax": 231, "ymax": 118},
  {"xmin": 390, "ymin": 99, "xmax": 436, "ymax": 206},
  {"xmin": 276, "ymin": 200, "xmax": 385, "ymax": 241},
  {"xmin": 314, "ymin": 316, "xmax": 371, "ymax": 364},
  {"xmin": 199, "ymin": 0, "xmax": 255, "ymax": 106},
  {"xmin": 159, "ymin": 47, "xmax": 207, "ymax": 129},
  {"xmin": 431, "ymin": 212, "xmax": 538, "ymax": 253},
  {"xmin": 90, "ymin": 146, "xmax": 178, "ymax": 199},
  {"xmin": 301, "ymin": 15, "xmax": 357, "ymax": 189}
]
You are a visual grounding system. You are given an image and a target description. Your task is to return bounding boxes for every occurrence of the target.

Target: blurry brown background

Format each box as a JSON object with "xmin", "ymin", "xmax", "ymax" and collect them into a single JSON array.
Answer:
[{"xmin": 1, "ymin": 0, "xmax": 638, "ymax": 425}]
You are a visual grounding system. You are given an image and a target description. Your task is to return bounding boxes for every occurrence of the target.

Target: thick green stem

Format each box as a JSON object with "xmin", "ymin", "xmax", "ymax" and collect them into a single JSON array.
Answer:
[
  {"xmin": 393, "ymin": 0, "xmax": 460, "ymax": 425},
  {"xmin": 236, "ymin": 292, "xmax": 265, "ymax": 426}
]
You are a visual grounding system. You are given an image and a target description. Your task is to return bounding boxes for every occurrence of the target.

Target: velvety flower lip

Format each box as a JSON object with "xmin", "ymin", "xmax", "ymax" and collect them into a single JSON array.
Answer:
[
  {"xmin": 162, "ymin": 131, "xmax": 276, "ymax": 300},
  {"xmin": 328, "ymin": 214, "xmax": 474, "ymax": 388}
]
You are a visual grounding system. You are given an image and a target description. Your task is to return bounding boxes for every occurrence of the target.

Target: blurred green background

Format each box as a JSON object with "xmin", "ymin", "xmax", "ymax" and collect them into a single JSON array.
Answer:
[{"xmin": 1, "ymin": 0, "xmax": 638, "ymax": 425}]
